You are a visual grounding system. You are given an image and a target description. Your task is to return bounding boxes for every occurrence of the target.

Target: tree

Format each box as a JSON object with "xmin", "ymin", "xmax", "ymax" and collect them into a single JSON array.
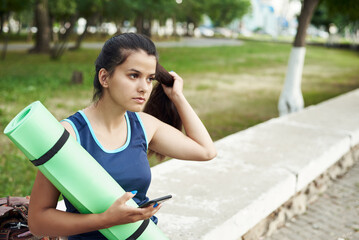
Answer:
[
  {"xmin": 176, "ymin": 0, "xmax": 206, "ymax": 36},
  {"xmin": 129, "ymin": 0, "xmax": 154, "ymax": 37},
  {"xmin": 311, "ymin": 2, "xmax": 332, "ymax": 32},
  {"xmin": 325, "ymin": 0, "xmax": 359, "ymax": 23},
  {"xmin": 30, "ymin": 0, "xmax": 51, "ymax": 53},
  {"xmin": 102, "ymin": 0, "xmax": 134, "ymax": 35},
  {"xmin": 0, "ymin": 0, "xmax": 31, "ymax": 59},
  {"xmin": 312, "ymin": 0, "xmax": 359, "ymax": 46},
  {"xmin": 48, "ymin": 0, "xmax": 77, "ymax": 58},
  {"xmin": 205, "ymin": 0, "xmax": 251, "ymax": 27},
  {"xmin": 311, "ymin": 1, "xmax": 333, "ymax": 32},
  {"xmin": 278, "ymin": 0, "xmax": 320, "ymax": 116},
  {"xmin": 70, "ymin": 0, "xmax": 103, "ymax": 51},
  {"xmin": 153, "ymin": 0, "xmax": 177, "ymax": 37}
]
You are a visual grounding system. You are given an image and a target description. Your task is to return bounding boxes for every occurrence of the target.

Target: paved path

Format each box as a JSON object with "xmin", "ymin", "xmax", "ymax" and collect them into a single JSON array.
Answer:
[
  {"xmin": 266, "ymin": 160, "xmax": 359, "ymax": 240},
  {"xmin": 0, "ymin": 37, "xmax": 243, "ymax": 51}
]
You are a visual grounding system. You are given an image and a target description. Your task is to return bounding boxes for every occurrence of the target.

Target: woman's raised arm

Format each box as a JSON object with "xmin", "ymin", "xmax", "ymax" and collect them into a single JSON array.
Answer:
[{"xmin": 143, "ymin": 71, "xmax": 217, "ymax": 161}]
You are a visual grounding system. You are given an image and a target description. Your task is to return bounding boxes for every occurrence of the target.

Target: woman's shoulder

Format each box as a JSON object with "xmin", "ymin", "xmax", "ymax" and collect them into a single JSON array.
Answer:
[
  {"xmin": 136, "ymin": 112, "xmax": 160, "ymax": 126},
  {"xmin": 61, "ymin": 121, "xmax": 77, "ymax": 141},
  {"xmin": 60, "ymin": 111, "xmax": 83, "ymax": 141},
  {"xmin": 136, "ymin": 112, "xmax": 162, "ymax": 139}
]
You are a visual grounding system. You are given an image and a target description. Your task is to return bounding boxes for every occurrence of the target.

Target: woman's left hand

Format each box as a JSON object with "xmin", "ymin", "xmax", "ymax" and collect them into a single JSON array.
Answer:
[{"xmin": 162, "ymin": 71, "xmax": 184, "ymax": 102}]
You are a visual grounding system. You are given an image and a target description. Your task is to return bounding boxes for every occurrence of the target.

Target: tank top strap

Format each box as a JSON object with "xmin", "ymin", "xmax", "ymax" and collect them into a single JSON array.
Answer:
[
  {"xmin": 126, "ymin": 111, "xmax": 149, "ymax": 151},
  {"xmin": 62, "ymin": 111, "xmax": 86, "ymax": 144}
]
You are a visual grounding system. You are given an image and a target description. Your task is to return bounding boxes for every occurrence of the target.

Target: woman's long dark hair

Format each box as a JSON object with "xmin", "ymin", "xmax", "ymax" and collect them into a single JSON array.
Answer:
[
  {"xmin": 144, "ymin": 64, "xmax": 182, "ymax": 160},
  {"xmin": 93, "ymin": 33, "xmax": 182, "ymax": 160}
]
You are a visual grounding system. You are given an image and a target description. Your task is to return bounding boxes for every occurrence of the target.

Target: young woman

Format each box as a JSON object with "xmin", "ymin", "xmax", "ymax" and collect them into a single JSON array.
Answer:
[{"xmin": 28, "ymin": 33, "xmax": 216, "ymax": 239}]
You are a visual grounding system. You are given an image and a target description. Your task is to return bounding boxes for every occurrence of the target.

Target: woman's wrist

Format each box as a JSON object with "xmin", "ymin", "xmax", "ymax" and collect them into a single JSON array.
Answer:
[
  {"xmin": 169, "ymin": 92, "xmax": 186, "ymax": 105},
  {"xmin": 97, "ymin": 212, "xmax": 113, "ymax": 229}
]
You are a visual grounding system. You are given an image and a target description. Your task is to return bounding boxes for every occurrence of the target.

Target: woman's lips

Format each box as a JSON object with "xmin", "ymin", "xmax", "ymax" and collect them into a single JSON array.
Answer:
[{"xmin": 133, "ymin": 97, "xmax": 146, "ymax": 104}]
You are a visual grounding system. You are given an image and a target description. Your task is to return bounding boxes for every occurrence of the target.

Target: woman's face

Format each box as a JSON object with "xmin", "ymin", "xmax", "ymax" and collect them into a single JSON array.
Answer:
[{"xmin": 104, "ymin": 50, "xmax": 157, "ymax": 112}]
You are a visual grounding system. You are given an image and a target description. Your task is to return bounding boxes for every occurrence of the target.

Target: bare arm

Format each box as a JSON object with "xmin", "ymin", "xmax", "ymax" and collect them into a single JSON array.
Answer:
[
  {"xmin": 28, "ymin": 122, "xmax": 160, "ymax": 237},
  {"xmin": 144, "ymin": 71, "xmax": 217, "ymax": 161}
]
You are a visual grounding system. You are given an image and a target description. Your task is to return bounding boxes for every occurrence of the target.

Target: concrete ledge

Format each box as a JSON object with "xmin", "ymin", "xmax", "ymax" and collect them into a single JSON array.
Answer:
[{"xmin": 147, "ymin": 89, "xmax": 359, "ymax": 239}]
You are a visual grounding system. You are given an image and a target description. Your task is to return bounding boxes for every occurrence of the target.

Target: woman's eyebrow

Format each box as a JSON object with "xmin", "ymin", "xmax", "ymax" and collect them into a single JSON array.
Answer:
[
  {"xmin": 128, "ymin": 68, "xmax": 141, "ymax": 73},
  {"xmin": 128, "ymin": 68, "xmax": 155, "ymax": 76}
]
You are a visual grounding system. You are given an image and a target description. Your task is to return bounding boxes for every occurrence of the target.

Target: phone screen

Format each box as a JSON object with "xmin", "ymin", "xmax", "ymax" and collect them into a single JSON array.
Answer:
[{"xmin": 138, "ymin": 195, "xmax": 172, "ymax": 208}]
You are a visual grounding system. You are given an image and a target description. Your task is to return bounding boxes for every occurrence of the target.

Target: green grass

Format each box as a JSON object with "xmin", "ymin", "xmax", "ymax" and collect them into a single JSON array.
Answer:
[{"xmin": 1, "ymin": 40, "xmax": 358, "ymax": 197}]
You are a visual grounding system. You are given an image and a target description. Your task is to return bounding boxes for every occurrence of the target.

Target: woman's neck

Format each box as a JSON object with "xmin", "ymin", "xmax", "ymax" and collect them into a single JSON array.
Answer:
[{"xmin": 84, "ymin": 98, "xmax": 127, "ymax": 132}]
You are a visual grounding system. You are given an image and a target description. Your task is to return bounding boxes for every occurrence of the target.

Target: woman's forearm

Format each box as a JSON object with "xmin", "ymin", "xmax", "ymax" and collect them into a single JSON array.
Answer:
[
  {"xmin": 28, "ymin": 171, "xmax": 109, "ymax": 237},
  {"xmin": 29, "ymin": 208, "xmax": 108, "ymax": 237},
  {"xmin": 172, "ymin": 93, "xmax": 217, "ymax": 160}
]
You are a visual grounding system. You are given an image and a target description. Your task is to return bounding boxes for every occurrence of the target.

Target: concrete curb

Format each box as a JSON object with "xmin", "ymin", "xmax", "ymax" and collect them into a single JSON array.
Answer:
[{"xmin": 147, "ymin": 89, "xmax": 359, "ymax": 239}]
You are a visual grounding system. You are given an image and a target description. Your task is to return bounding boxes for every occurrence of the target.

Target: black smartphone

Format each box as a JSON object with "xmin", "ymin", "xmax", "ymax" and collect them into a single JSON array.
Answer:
[{"xmin": 138, "ymin": 195, "xmax": 172, "ymax": 208}]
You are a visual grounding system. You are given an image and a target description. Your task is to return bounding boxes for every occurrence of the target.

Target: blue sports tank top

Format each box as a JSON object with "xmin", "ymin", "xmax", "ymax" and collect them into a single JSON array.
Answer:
[{"xmin": 62, "ymin": 110, "xmax": 155, "ymax": 240}]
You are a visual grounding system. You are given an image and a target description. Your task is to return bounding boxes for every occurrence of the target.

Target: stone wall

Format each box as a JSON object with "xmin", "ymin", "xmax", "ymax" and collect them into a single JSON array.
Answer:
[
  {"xmin": 242, "ymin": 145, "xmax": 359, "ymax": 240},
  {"xmin": 148, "ymin": 89, "xmax": 359, "ymax": 239}
]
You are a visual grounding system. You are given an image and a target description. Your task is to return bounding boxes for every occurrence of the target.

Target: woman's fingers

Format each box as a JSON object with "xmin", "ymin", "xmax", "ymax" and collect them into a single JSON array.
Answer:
[
  {"xmin": 162, "ymin": 71, "xmax": 184, "ymax": 100},
  {"xmin": 118, "ymin": 191, "xmax": 136, "ymax": 205},
  {"xmin": 106, "ymin": 192, "xmax": 161, "ymax": 225},
  {"xmin": 129, "ymin": 204, "xmax": 162, "ymax": 222}
]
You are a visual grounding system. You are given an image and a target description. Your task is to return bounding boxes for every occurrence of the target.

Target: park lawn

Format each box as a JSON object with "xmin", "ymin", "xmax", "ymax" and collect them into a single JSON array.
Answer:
[{"xmin": 0, "ymin": 40, "xmax": 358, "ymax": 196}]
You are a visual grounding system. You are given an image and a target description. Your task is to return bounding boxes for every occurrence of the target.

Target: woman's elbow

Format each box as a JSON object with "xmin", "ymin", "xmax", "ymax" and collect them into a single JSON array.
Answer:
[
  {"xmin": 208, "ymin": 148, "xmax": 217, "ymax": 160},
  {"xmin": 28, "ymin": 212, "xmax": 45, "ymax": 237},
  {"xmin": 201, "ymin": 148, "xmax": 217, "ymax": 161},
  {"xmin": 28, "ymin": 219, "xmax": 41, "ymax": 237}
]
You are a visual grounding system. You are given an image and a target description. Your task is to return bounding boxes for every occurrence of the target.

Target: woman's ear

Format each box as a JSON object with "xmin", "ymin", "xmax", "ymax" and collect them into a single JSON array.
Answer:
[{"xmin": 98, "ymin": 68, "xmax": 109, "ymax": 88}]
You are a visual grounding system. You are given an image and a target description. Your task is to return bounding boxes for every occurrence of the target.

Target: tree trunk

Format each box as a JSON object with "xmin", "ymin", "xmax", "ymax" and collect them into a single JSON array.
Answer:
[
  {"xmin": 143, "ymin": 19, "xmax": 151, "ymax": 37},
  {"xmin": 71, "ymin": 14, "xmax": 99, "ymax": 51},
  {"xmin": 294, "ymin": 0, "xmax": 319, "ymax": 47},
  {"xmin": 1, "ymin": 13, "xmax": 9, "ymax": 60},
  {"xmin": 115, "ymin": 21, "xmax": 123, "ymax": 35},
  {"xmin": 1, "ymin": 34, "xmax": 8, "ymax": 60},
  {"xmin": 51, "ymin": 15, "xmax": 77, "ymax": 59},
  {"xmin": 71, "ymin": 24, "xmax": 87, "ymax": 51},
  {"xmin": 30, "ymin": 0, "xmax": 51, "ymax": 53},
  {"xmin": 135, "ymin": 16, "xmax": 144, "ymax": 35},
  {"xmin": 172, "ymin": 16, "xmax": 178, "ymax": 37},
  {"xmin": 17, "ymin": 15, "xmax": 22, "ymax": 35},
  {"xmin": 49, "ymin": 16, "xmax": 55, "ymax": 42},
  {"xmin": 71, "ymin": 18, "xmax": 89, "ymax": 51},
  {"xmin": 278, "ymin": 0, "xmax": 319, "ymax": 116},
  {"xmin": 135, "ymin": 16, "xmax": 152, "ymax": 37},
  {"xmin": 0, "ymin": 13, "xmax": 4, "ymax": 33}
]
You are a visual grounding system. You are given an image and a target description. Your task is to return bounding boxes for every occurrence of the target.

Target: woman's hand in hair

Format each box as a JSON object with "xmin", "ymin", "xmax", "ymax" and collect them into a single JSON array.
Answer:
[
  {"xmin": 100, "ymin": 192, "xmax": 160, "ymax": 228},
  {"xmin": 162, "ymin": 71, "xmax": 184, "ymax": 102},
  {"xmin": 146, "ymin": 69, "xmax": 217, "ymax": 162}
]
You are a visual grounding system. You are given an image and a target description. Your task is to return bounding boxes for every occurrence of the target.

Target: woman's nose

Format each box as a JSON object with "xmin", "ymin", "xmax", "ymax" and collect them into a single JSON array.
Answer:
[{"xmin": 138, "ymin": 78, "xmax": 150, "ymax": 93}]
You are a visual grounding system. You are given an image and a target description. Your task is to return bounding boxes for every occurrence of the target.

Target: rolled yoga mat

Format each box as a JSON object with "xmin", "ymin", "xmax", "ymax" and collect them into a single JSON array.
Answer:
[{"xmin": 4, "ymin": 101, "xmax": 169, "ymax": 240}]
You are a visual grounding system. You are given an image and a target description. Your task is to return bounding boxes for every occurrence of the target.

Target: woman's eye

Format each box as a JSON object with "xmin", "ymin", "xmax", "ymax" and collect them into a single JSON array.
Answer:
[
  {"xmin": 147, "ymin": 77, "xmax": 155, "ymax": 82},
  {"xmin": 129, "ymin": 74, "xmax": 138, "ymax": 79}
]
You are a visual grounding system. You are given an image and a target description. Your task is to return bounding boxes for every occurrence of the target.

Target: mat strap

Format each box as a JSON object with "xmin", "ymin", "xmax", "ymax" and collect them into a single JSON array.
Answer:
[
  {"xmin": 31, "ymin": 129, "xmax": 70, "ymax": 166},
  {"xmin": 126, "ymin": 219, "xmax": 150, "ymax": 240}
]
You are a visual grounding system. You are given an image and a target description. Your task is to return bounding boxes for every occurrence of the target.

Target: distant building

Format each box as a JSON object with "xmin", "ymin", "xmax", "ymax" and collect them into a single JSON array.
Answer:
[{"xmin": 238, "ymin": 0, "xmax": 301, "ymax": 37}]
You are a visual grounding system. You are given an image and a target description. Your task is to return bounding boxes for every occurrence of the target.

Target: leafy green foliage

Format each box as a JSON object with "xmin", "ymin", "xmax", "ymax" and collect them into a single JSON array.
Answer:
[
  {"xmin": 0, "ymin": 0, "xmax": 31, "ymax": 13},
  {"xmin": 76, "ymin": 0, "xmax": 103, "ymax": 19},
  {"xmin": 312, "ymin": 0, "xmax": 359, "ymax": 33},
  {"xmin": 325, "ymin": 0, "xmax": 359, "ymax": 22},
  {"xmin": 175, "ymin": 0, "xmax": 206, "ymax": 26},
  {"xmin": 48, "ymin": 0, "xmax": 77, "ymax": 20},
  {"xmin": 205, "ymin": 0, "xmax": 251, "ymax": 27},
  {"xmin": 102, "ymin": 0, "xmax": 134, "ymax": 23}
]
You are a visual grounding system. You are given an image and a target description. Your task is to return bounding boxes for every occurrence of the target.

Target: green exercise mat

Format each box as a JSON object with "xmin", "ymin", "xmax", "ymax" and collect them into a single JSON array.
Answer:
[{"xmin": 4, "ymin": 101, "xmax": 168, "ymax": 240}]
